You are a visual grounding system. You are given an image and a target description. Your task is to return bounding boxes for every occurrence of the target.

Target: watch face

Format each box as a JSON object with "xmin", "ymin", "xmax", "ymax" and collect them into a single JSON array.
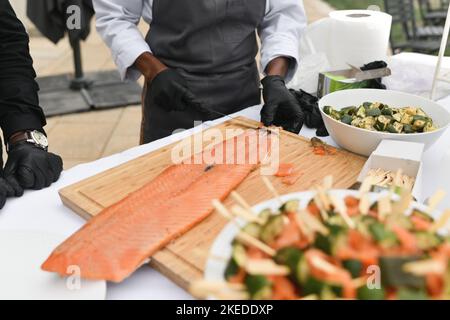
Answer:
[{"xmin": 31, "ymin": 131, "xmax": 48, "ymax": 148}]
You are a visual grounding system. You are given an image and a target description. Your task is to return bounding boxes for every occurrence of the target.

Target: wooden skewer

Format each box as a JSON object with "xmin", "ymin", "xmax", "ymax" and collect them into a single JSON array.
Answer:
[
  {"xmin": 261, "ymin": 176, "xmax": 283, "ymax": 205},
  {"xmin": 359, "ymin": 176, "xmax": 373, "ymax": 194},
  {"xmin": 427, "ymin": 189, "xmax": 447, "ymax": 214},
  {"xmin": 212, "ymin": 199, "xmax": 234, "ymax": 220},
  {"xmin": 236, "ymin": 232, "xmax": 276, "ymax": 257},
  {"xmin": 392, "ymin": 190, "xmax": 413, "ymax": 214},
  {"xmin": 313, "ymin": 193, "xmax": 329, "ymax": 221},
  {"xmin": 310, "ymin": 255, "xmax": 339, "ymax": 274},
  {"xmin": 245, "ymin": 259, "xmax": 290, "ymax": 276},
  {"xmin": 297, "ymin": 210, "xmax": 329, "ymax": 236},
  {"xmin": 231, "ymin": 205, "xmax": 264, "ymax": 224},
  {"xmin": 378, "ymin": 195, "xmax": 392, "ymax": 219},
  {"xmin": 323, "ymin": 175, "xmax": 334, "ymax": 190},
  {"xmin": 231, "ymin": 191, "xmax": 255, "ymax": 214},
  {"xmin": 431, "ymin": 209, "xmax": 450, "ymax": 232},
  {"xmin": 329, "ymin": 195, "xmax": 355, "ymax": 229},
  {"xmin": 403, "ymin": 259, "xmax": 447, "ymax": 276},
  {"xmin": 359, "ymin": 194, "xmax": 370, "ymax": 216}
]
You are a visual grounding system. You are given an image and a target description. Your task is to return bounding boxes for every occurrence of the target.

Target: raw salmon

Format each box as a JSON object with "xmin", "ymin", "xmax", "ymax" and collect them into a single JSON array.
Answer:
[{"xmin": 42, "ymin": 130, "xmax": 269, "ymax": 282}]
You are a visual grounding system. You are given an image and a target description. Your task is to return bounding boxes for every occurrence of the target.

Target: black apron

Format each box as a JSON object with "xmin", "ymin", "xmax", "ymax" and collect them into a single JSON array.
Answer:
[{"xmin": 141, "ymin": 0, "xmax": 266, "ymax": 143}]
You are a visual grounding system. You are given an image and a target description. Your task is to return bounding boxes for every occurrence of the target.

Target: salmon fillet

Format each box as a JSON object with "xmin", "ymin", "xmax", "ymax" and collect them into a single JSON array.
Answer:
[{"xmin": 42, "ymin": 131, "xmax": 269, "ymax": 282}]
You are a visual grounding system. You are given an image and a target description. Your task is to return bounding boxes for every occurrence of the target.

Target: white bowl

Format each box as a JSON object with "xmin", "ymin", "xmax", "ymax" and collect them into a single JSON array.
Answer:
[{"xmin": 319, "ymin": 89, "xmax": 450, "ymax": 156}]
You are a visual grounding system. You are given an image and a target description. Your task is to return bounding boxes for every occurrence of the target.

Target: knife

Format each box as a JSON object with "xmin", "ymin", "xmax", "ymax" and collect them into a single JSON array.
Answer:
[{"xmin": 192, "ymin": 104, "xmax": 279, "ymax": 135}]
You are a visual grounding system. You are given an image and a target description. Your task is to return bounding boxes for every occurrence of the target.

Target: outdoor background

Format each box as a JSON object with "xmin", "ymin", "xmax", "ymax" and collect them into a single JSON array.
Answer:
[{"xmin": 4, "ymin": 0, "xmax": 415, "ymax": 169}]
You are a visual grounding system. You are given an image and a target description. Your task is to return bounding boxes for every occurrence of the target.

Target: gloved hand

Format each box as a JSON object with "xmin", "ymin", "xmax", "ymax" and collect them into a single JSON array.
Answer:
[
  {"xmin": 4, "ymin": 143, "xmax": 63, "ymax": 190},
  {"xmin": 260, "ymin": 76, "xmax": 305, "ymax": 134},
  {"xmin": 149, "ymin": 69, "xmax": 204, "ymax": 112}
]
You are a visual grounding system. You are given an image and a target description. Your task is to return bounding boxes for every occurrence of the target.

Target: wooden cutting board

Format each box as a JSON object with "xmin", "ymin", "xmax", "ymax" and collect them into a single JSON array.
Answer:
[{"xmin": 59, "ymin": 117, "xmax": 366, "ymax": 290}]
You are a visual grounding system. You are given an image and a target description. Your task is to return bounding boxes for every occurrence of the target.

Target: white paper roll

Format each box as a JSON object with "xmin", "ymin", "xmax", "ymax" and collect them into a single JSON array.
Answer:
[
  {"xmin": 327, "ymin": 10, "xmax": 392, "ymax": 70},
  {"xmin": 291, "ymin": 10, "xmax": 392, "ymax": 92}
]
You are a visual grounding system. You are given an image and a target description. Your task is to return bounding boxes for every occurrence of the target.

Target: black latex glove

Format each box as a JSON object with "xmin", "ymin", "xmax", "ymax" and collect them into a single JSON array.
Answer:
[
  {"xmin": 149, "ymin": 69, "xmax": 204, "ymax": 112},
  {"xmin": 4, "ymin": 143, "xmax": 63, "ymax": 190},
  {"xmin": 290, "ymin": 89, "xmax": 329, "ymax": 137},
  {"xmin": 260, "ymin": 76, "xmax": 305, "ymax": 134},
  {"xmin": 361, "ymin": 60, "xmax": 388, "ymax": 90},
  {"xmin": 0, "ymin": 175, "xmax": 23, "ymax": 209}
]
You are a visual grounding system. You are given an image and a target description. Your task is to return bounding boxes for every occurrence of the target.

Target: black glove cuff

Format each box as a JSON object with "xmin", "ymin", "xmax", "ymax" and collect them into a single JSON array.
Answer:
[{"xmin": 261, "ymin": 75, "xmax": 285, "ymax": 87}]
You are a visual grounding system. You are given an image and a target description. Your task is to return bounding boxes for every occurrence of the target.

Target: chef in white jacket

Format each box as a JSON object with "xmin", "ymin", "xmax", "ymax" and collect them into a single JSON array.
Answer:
[{"xmin": 93, "ymin": 0, "xmax": 307, "ymax": 143}]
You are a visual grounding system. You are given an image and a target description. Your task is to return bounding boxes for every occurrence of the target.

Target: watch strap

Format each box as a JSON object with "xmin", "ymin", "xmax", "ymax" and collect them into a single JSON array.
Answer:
[{"xmin": 8, "ymin": 131, "xmax": 32, "ymax": 145}]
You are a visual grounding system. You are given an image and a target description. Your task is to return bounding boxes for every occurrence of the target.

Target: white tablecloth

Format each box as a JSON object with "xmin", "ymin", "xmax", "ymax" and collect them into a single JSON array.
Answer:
[{"xmin": 1, "ymin": 56, "xmax": 450, "ymax": 299}]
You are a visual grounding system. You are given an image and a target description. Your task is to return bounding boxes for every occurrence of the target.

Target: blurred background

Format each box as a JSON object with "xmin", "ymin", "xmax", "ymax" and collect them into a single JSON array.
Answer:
[{"xmin": 6, "ymin": 0, "xmax": 449, "ymax": 169}]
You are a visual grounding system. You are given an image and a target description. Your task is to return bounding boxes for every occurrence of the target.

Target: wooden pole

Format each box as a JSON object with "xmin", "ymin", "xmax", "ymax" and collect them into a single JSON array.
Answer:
[{"xmin": 431, "ymin": 4, "xmax": 450, "ymax": 100}]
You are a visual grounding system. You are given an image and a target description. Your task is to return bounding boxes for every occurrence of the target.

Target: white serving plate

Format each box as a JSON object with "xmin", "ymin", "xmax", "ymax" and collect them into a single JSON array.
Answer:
[
  {"xmin": 0, "ymin": 230, "xmax": 106, "ymax": 300},
  {"xmin": 319, "ymin": 89, "xmax": 450, "ymax": 156},
  {"xmin": 204, "ymin": 190, "xmax": 443, "ymax": 285}
]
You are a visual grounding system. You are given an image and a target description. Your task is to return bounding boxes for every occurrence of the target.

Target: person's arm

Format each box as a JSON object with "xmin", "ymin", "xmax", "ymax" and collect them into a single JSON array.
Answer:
[
  {"xmin": 258, "ymin": 0, "xmax": 307, "ymax": 82},
  {"xmin": 93, "ymin": 0, "xmax": 158, "ymax": 81},
  {"xmin": 0, "ymin": 0, "xmax": 46, "ymax": 141}
]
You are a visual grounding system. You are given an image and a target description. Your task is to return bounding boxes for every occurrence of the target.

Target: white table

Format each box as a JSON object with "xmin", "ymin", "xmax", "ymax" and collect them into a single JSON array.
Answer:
[
  {"xmin": 1, "ymin": 104, "xmax": 449, "ymax": 300},
  {"xmin": 2, "ymin": 54, "xmax": 450, "ymax": 298}
]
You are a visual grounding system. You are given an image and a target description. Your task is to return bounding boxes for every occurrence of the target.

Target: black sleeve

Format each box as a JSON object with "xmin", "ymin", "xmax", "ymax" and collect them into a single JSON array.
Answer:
[{"xmin": 0, "ymin": 0, "xmax": 46, "ymax": 140}]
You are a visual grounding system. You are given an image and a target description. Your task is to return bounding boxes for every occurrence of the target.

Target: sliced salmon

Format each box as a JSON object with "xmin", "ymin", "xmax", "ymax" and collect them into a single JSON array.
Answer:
[
  {"xmin": 275, "ymin": 163, "xmax": 295, "ymax": 177},
  {"xmin": 42, "ymin": 131, "xmax": 268, "ymax": 282}
]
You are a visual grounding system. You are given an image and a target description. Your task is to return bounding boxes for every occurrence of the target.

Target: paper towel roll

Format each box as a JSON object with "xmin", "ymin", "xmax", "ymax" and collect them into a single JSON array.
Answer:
[
  {"xmin": 327, "ymin": 10, "xmax": 392, "ymax": 70},
  {"xmin": 290, "ymin": 10, "xmax": 392, "ymax": 92}
]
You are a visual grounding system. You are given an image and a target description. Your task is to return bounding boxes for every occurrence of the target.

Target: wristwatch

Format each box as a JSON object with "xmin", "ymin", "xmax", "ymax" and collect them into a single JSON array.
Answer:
[{"xmin": 7, "ymin": 130, "xmax": 49, "ymax": 152}]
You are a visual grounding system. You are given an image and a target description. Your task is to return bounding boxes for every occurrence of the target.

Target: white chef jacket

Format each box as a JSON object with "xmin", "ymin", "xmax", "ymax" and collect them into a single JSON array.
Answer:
[{"xmin": 93, "ymin": 0, "xmax": 307, "ymax": 82}]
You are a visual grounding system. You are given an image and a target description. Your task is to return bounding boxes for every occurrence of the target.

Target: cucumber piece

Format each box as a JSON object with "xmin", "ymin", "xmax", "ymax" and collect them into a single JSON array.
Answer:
[
  {"xmin": 275, "ymin": 247, "xmax": 303, "ymax": 274},
  {"xmin": 393, "ymin": 113, "xmax": 402, "ymax": 123},
  {"xmin": 343, "ymin": 259, "xmax": 363, "ymax": 279},
  {"xmin": 245, "ymin": 275, "xmax": 272, "ymax": 300},
  {"xmin": 411, "ymin": 209, "xmax": 434, "ymax": 223},
  {"xmin": 400, "ymin": 113, "xmax": 413, "ymax": 125},
  {"xmin": 412, "ymin": 119, "xmax": 427, "ymax": 132},
  {"xmin": 224, "ymin": 258, "xmax": 240, "ymax": 280},
  {"xmin": 379, "ymin": 256, "xmax": 426, "ymax": 289},
  {"xmin": 280, "ymin": 200, "xmax": 300, "ymax": 214},
  {"xmin": 363, "ymin": 102, "xmax": 373, "ymax": 108},
  {"xmin": 357, "ymin": 285, "xmax": 386, "ymax": 300},
  {"xmin": 397, "ymin": 287, "xmax": 428, "ymax": 300},
  {"xmin": 323, "ymin": 106, "xmax": 333, "ymax": 115},
  {"xmin": 415, "ymin": 232, "xmax": 443, "ymax": 251},
  {"xmin": 341, "ymin": 114, "xmax": 353, "ymax": 125},
  {"xmin": 356, "ymin": 106, "xmax": 366, "ymax": 118},
  {"xmin": 381, "ymin": 107, "xmax": 393, "ymax": 116},
  {"xmin": 374, "ymin": 115, "xmax": 392, "ymax": 131},
  {"xmin": 260, "ymin": 215, "xmax": 285, "ymax": 244},
  {"xmin": 314, "ymin": 224, "xmax": 346, "ymax": 255},
  {"xmin": 369, "ymin": 222, "xmax": 398, "ymax": 248},
  {"xmin": 259, "ymin": 209, "xmax": 272, "ymax": 224},
  {"xmin": 340, "ymin": 106, "xmax": 357, "ymax": 115},
  {"xmin": 366, "ymin": 108, "xmax": 382, "ymax": 117},
  {"xmin": 403, "ymin": 124, "xmax": 414, "ymax": 134},
  {"xmin": 387, "ymin": 122, "xmax": 404, "ymax": 134},
  {"xmin": 303, "ymin": 276, "xmax": 326, "ymax": 296},
  {"xmin": 232, "ymin": 243, "xmax": 248, "ymax": 267},
  {"xmin": 242, "ymin": 223, "xmax": 262, "ymax": 239}
]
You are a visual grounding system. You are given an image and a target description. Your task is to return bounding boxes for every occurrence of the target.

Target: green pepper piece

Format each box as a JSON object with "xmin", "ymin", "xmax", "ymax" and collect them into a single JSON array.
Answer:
[
  {"xmin": 366, "ymin": 108, "xmax": 382, "ymax": 117},
  {"xmin": 343, "ymin": 259, "xmax": 363, "ymax": 279},
  {"xmin": 340, "ymin": 114, "xmax": 353, "ymax": 125},
  {"xmin": 245, "ymin": 275, "xmax": 272, "ymax": 300}
]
